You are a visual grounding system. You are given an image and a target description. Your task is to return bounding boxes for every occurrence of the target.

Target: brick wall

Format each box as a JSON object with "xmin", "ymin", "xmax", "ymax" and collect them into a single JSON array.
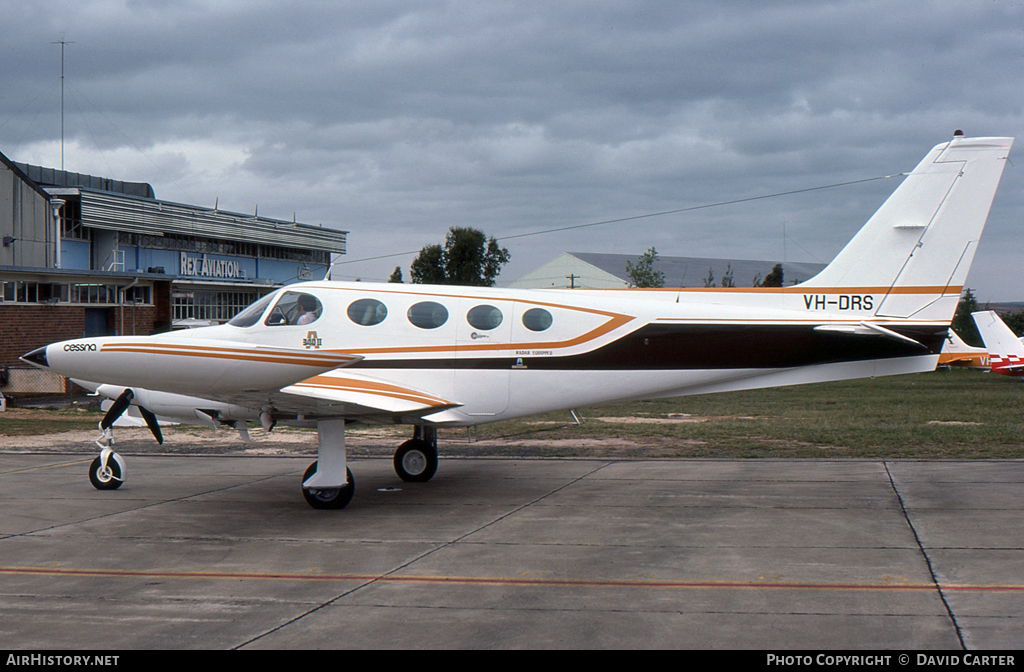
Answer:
[{"xmin": 0, "ymin": 304, "xmax": 161, "ymax": 367}]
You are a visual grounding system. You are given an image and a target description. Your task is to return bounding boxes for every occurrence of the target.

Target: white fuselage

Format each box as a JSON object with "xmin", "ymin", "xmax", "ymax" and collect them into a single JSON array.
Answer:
[
  {"xmin": 39, "ymin": 280, "xmax": 950, "ymax": 426},
  {"xmin": 26, "ymin": 135, "xmax": 1014, "ymax": 428}
]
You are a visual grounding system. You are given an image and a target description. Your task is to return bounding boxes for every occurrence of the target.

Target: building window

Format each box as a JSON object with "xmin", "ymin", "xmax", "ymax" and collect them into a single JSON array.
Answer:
[
  {"xmin": 1, "ymin": 281, "xmax": 69, "ymax": 304},
  {"xmin": 172, "ymin": 290, "xmax": 261, "ymax": 322},
  {"xmin": 123, "ymin": 286, "xmax": 151, "ymax": 304},
  {"xmin": 122, "ymin": 233, "xmax": 328, "ymax": 265},
  {"xmin": 60, "ymin": 201, "xmax": 89, "ymax": 240},
  {"xmin": 70, "ymin": 283, "xmax": 117, "ymax": 304}
]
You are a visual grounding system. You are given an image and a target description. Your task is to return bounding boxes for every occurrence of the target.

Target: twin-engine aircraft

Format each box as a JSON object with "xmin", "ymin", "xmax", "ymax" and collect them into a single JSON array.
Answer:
[
  {"xmin": 22, "ymin": 134, "xmax": 1014, "ymax": 509},
  {"xmin": 972, "ymin": 310, "xmax": 1024, "ymax": 378}
]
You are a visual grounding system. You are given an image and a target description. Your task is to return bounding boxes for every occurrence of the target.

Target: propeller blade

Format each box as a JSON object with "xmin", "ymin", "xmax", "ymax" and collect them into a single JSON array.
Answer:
[
  {"xmin": 100, "ymin": 389, "xmax": 134, "ymax": 430},
  {"xmin": 138, "ymin": 406, "xmax": 164, "ymax": 445}
]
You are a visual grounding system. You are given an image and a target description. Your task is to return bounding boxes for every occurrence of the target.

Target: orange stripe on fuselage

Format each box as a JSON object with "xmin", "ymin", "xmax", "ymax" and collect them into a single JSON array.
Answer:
[
  {"xmin": 100, "ymin": 343, "xmax": 355, "ymax": 367},
  {"xmin": 290, "ymin": 375, "xmax": 453, "ymax": 407},
  {"xmin": 575, "ymin": 285, "xmax": 963, "ymax": 295}
]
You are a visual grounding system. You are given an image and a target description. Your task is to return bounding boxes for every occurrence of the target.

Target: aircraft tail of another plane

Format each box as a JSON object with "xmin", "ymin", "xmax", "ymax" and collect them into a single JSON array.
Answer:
[
  {"xmin": 800, "ymin": 134, "xmax": 1013, "ymax": 321},
  {"xmin": 938, "ymin": 329, "xmax": 990, "ymax": 369},
  {"xmin": 972, "ymin": 310, "xmax": 1024, "ymax": 374}
]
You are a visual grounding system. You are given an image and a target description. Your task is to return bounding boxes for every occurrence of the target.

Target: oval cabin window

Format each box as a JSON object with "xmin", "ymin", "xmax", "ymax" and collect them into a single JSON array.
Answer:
[
  {"xmin": 407, "ymin": 301, "xmax": 449, "ymax": 329},
  {"xmin": 522, "ymin": 308, "xmax": 553, "ymax": 332},
  {"xmin": 347, "ymin": 298, "xmax": 388, "ymax": 326},
  {"xmin": 467, "ymin": 305, "xmax": 503, "ymax": 331}
]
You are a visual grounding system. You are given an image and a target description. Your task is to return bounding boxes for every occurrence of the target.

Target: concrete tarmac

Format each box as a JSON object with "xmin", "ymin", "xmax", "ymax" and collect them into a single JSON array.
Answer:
[{"xmin": 0, "ymin": 453, "xmax": 1021, "ymax": 650}]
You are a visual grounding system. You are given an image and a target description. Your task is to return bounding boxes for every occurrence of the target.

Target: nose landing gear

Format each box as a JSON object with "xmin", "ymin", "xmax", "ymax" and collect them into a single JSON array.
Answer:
[{"xmin": 89, "ymin": 445, "xmax": 126, "ymax": 491}]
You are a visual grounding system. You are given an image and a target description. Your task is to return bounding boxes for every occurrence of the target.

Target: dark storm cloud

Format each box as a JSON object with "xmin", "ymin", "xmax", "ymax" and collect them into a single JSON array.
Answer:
[{"xmin": 2, "ymin": 1, "xmax": 1023, "ymax": 295}]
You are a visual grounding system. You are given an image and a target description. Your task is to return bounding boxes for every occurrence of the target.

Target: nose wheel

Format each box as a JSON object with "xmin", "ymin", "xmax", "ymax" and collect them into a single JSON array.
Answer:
[{"xmin": 89, "ymin": 449, "xmax": 126, "ymax": 490}]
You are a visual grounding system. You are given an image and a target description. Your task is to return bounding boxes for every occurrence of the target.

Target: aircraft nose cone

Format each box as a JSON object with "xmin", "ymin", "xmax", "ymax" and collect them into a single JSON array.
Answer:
[{"xmin": 21, "ymin": 346, "xmax": 49, "ymax": 369}]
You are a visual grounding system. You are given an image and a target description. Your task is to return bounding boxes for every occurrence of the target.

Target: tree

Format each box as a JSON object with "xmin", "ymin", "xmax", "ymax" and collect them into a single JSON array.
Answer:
[
  {"xmin": 625, "ymin": 247, "xmax": 665, "ymax": 288},
  {"xmin": 1000, "ymin": 310, "xmax": 1024, "ymax": 336},
  {"xmin": 720, "ymin": 264, "xmax": 735, "ymax": 288},
  {"xmin": 388, "ymin": 266, "xmax": 404, "ymax": 283},
  {"xmin": 409, "ymin": 244, "xmax": 446, "ymax": 285},
  {"xmin": 758, "ymin": 263, "xmax": 784, "ymax": 288},
  {"xmin": 410, "ymin": 227, "xmax": 510, "ymax": 286},
  {"xmin": 950, "ymin": 288, "xmax": 983, "ymax": 346}
]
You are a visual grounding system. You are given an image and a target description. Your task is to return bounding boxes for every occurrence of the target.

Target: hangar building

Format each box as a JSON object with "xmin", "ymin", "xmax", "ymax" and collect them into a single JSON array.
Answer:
[
  {"xmin": 0, "ymin": 150, "xmax": 347, "ymax": 394},
  {"xmin": 508, "ymin": 252, "xmax": 826, "ymax": 289}
]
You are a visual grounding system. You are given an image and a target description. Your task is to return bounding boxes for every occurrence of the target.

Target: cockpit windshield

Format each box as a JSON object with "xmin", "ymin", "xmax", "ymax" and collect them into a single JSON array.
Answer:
[
  {"xmin": 264, "ymin": 292, "xmax": 323, "ymax": 327},
  {"xmin": 227, "ymin": 293, "xmax": 276, "ymax": 328}
]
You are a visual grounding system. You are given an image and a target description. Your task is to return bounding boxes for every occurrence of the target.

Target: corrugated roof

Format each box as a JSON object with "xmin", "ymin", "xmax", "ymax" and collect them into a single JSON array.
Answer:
[
  {"xmin": 15, "ymin": 162, "xmax": 155, "ymax": 199},
  {"xmin": 79, "ymin": 189, "xmax": 347, "ymax": 254},
  {"xmin": 570, "ymin": 252, "xmax": 826, "ymax": 287}
]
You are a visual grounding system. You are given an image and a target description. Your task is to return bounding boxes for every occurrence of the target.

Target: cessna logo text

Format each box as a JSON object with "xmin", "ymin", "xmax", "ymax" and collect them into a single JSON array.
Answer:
[
  {"xmin": 180, "ymin": 252, "xmax": 243, "ymax": 279},
  {"xmin": 64, "ymin": 343, "xmax": 96, "ymax": 352}
]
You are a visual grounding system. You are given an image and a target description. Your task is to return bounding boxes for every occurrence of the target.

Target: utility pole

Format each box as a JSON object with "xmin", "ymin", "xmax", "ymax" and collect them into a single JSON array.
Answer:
[{"xmin": 51, "ymin": 35, "xmax": 74, "ymax": 171}]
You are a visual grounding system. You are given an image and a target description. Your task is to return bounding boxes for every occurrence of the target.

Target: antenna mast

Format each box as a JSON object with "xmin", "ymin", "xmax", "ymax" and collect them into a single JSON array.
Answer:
[{"xmin": 51, "ymin": 35, "xmax": 74, "ymax": 170}]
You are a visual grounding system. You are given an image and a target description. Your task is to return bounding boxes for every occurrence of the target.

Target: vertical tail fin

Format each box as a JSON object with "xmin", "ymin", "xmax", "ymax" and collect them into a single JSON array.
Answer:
[
  {"xmin": 800, "ymin": 135, "xmax": 1013, "ymax": 321},
  {"xmin": 971, "ymin": 310, "xmax": 1024, "ymax": 372}
]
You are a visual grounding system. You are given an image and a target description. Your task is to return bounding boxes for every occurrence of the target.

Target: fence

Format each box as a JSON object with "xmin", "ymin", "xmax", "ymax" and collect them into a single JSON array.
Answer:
[{"xmin": 0, "ymin": 366, "xmax": 69, "ymax": 395}]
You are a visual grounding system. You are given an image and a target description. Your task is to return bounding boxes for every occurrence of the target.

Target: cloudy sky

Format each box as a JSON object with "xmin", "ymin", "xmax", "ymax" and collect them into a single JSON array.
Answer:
[{"xmin": 2, "ymin": 1, "xmax": 1023, "ymax": 298}]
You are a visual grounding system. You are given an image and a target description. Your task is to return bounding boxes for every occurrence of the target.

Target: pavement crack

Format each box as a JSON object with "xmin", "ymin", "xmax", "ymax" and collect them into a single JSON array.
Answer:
[
  {"xmin": 884, "ymin": 461, "xmax": 966, "ymax": 650},
  {"xmin": 234, "ymin": 461, "xmax": 614, "ymax": 649}
]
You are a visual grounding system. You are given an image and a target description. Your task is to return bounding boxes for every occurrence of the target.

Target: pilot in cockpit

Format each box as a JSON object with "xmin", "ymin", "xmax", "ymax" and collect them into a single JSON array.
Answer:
[{"xmin": 295, "ymin": 293, "xmax": 320, "ymax": 325}]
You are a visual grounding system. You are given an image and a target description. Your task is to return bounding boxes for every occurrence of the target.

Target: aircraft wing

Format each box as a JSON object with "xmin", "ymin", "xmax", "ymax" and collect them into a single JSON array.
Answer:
[{"xmin": 279, "ymin": 371, "xmax": 462, "ymax": 419}]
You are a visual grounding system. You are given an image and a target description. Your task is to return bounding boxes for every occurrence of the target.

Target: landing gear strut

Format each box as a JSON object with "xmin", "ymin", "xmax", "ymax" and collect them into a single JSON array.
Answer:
[
  {"xmin": 86, "ymin": 387, "xmax": 163, "ymax": 491},
  {"xmin": 394, "ymin": 425, "xmax": 438, "ymax": 482},
  {"xmin": 301, "ymin": 418, "xmax": 354, "ymax": 509},
  {"xmin": 90, "ymin": 408, "xmax": 127, "ymax": 491}
]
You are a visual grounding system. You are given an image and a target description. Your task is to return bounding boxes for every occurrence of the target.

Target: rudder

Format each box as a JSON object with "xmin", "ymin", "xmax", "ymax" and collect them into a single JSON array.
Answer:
[{"xmin": 800, "ymin": 135, "xmax": 1013, "ymax": 321}]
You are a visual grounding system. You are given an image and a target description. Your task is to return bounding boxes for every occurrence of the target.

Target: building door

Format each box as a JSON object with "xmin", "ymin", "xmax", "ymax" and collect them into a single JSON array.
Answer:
[{"xmin": 84, "ymin": 308, "xmax": 109, "ymax": 337}]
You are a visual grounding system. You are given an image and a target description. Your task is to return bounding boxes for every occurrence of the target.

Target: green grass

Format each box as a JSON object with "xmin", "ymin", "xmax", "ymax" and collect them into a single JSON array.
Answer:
[
  {"xmin": 460, "ymin": 368, "xmax": 1024, "ymax": 458},
  {"xmin": 4, "ymin": 368, "xmax": 1024, "ymax": 458},
  {"xmin": 0, "ymin": 405, "xmax": 103, "ymax": 436}
]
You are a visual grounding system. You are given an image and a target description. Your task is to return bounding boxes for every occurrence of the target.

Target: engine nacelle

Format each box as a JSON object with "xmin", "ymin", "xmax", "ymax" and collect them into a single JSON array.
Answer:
[{"xmin": 93, "ymin": 383, "xmax": 259, "ymax": 426}]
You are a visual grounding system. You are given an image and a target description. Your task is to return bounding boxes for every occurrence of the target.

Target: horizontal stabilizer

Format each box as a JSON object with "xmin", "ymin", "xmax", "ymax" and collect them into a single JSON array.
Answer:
[{"xmin": 813, "ymin": 322, "xmax": 926, "ymax": 348}]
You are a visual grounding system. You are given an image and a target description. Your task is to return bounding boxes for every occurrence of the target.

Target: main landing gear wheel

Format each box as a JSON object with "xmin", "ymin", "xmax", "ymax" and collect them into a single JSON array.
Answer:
[
  {"xmin": 301, "ymin": 461, "xmax": 355, "ymax": 510},
  {"xmin": 89, "ymin": 452, "xmax": 125, "ymax": 491},
  {"xmin": 394, "ymin": 439, "xmax": 438, "ymax": 483}
]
